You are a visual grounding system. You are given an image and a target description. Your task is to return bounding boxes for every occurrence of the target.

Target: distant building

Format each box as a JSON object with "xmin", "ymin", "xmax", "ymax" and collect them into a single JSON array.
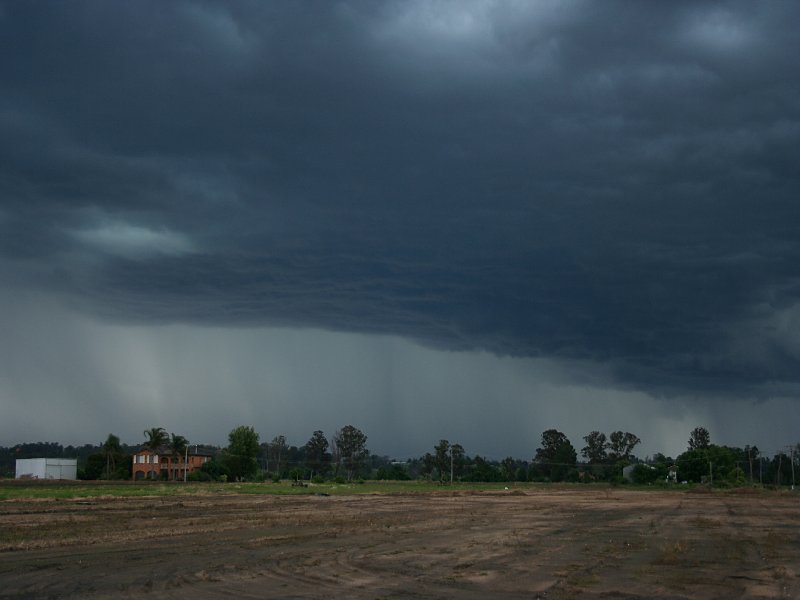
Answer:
[
  {"xmin": 132, "ymin": 448, "xmax": 212, "ymax": 481},
  {"xmin": 16, "ymin": 458, "xmax": 77, "ymax": 480}
]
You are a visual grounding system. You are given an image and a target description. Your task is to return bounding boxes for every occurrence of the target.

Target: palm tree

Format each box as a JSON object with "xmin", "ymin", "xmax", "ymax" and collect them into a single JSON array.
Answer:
[
  {"xmin": 143, "ymin": 427, "xmax": 168, "ymax": 480},
  {"xmin": 102, "ymin": 433, "xmax": 121, "ymax": 479},
  {"xmin": 169, "ymin": 433, "xmax": 189, "ymax": 481}
]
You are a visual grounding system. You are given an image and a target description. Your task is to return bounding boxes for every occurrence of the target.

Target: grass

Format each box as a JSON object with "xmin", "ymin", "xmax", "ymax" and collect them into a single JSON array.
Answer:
[
  {"xmin": 0, "ymin": 479, "xmax": 534, "ymax": 501},
  {"xmin": 2, "ymin": 478, "xmax": 762, "ymax": 501}
]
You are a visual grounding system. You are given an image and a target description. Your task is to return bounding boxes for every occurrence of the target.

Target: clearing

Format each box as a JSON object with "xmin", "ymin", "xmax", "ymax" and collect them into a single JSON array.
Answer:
[{"xmin": 1, "ymin": 485, "xmax": 798, "ymax": 598}]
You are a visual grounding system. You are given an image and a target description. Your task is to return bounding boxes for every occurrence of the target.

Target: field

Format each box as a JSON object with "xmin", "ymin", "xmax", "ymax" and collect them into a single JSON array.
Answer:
[{"xmin": 1, "ymin": 481, "xmax": 799, "ymax": 599}]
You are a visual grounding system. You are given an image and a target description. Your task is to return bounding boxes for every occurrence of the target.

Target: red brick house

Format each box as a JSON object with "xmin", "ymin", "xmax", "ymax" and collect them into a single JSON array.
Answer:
[{"xmin": 132, "ymin": 448, "xmax": 212, "ymax": 481}]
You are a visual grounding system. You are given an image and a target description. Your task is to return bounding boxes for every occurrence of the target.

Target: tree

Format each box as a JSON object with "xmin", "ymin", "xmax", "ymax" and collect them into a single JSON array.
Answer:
[
  {"xmin": 688, "ymin": 427, "xmax": 711, "ymax": 450},
  {"xmin": 434, "ymin": 439, "xmax": 451, "ymax": 482},
  {"xmin": 143, "ymin": 427, "xmax": 168, "ymax": 479},
  {"xmin": 269, "ymin": 435, "xmax": 288, "ymax": 477},
  {"xmin": 463, "ymin": 455, "xmax": 503, "ymax": 482},
  {"xmin": 224, "ymin": 425, "xmax": 260, "ymax": 481},
  {"xmin": 534, "ymin": 429, "xmax": 577, "ymax": 481},
  {"xmin": 744, "ymin": 445, "xmax": 760, "ymax": 482},
  {"xmin": 450, "ymin": 443, "xmax": 465, "ymax": 480},
  {"xmin": 102, "ymin": 434, "xmax": 121, "ymax": 479},
  {"xmin": 501, "ymin": 457, "xmax": 516, "ymax": 482},
  {"xmin": 333, "ymin": 425, "xmax": 368, "ymax": 480},
  {"xmin": 607, "ymin": 431, "xmax": 641, "ymax": 461},
  {"xmin": 304, "ymin": 430, "xmax": 330, "ymax": 477},
  {"xmin": 169, "ymin": 433, "xmax": 189, "ymax": 481},
  {"xmin": 676, "ymin": 444, "xmax": 742, "ymax": 485},
  {"xmin": 581, "ymin": 431, "xmax": 608, "ymax": 464},
  {"xmin": 421, "ymin": 452, "xmax": 435, "ymax": 480},
  {"xmin": 376, "ymin": 463, "xmax": 411, "ymax": 480}
]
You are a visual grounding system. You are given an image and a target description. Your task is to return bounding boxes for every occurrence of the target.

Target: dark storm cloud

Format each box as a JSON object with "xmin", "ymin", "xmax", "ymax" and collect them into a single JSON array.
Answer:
[{"xmin": 1, "ymin": 1, "xmax": 799, "ymax": 395}]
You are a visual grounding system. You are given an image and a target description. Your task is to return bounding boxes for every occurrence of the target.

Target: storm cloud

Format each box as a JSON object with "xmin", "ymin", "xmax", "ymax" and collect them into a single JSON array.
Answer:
[{"xmin": 1, "ymin": 2, "xmax": 798, "ymax": 455}]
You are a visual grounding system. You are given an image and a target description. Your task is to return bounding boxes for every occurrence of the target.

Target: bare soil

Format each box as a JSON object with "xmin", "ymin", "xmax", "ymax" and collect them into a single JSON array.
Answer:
[{"xmin": 1, "ymin": 487, "xmax": 798, "ymax": 599}]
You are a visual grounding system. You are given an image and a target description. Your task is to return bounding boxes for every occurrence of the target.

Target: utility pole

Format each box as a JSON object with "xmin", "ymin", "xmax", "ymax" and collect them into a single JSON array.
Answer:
[
  {"xmin": 790, "ymin": 446, "xmax": 796, "ymax": 491},
  {"xmin": 709, "ymin": 461, "xmax": 713, "ymax": 487}
]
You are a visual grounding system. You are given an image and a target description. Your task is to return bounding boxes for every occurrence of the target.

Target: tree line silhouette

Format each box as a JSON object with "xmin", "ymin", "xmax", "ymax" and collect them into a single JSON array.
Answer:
[{"xmin": 1, "ymin": 425, "xmax": 796, "ymax": 486}]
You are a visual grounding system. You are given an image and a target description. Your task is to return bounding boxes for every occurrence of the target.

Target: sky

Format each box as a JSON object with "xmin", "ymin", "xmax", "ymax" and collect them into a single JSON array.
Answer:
[{"xmin": 1, "ymin": 1, "xmax": 798, "ymax": 460}]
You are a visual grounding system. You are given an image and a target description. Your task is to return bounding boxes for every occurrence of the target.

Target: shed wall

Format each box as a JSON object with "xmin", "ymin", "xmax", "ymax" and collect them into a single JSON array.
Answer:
[{"xmin": 15, "ymin": 458, "xmax": 77, "ymax": 480}]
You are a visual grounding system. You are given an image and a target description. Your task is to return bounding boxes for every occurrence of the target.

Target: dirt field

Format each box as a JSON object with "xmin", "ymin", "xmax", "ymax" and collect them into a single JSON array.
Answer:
[{"xmin": 1, "ymin": 486, "xmax": 798, "ymax": 599}]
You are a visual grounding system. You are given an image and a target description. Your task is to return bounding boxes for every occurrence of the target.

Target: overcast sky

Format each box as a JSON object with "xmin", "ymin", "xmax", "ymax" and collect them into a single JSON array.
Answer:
[{"xmin": 1, "ymin": 1, "xmax": 798, "ymax": 460}]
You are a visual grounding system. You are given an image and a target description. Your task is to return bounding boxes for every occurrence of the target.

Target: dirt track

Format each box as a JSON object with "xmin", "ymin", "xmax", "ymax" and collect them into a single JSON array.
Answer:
[{"xmin": 1, "ymin": 487, "xmax": 798, "ymax": 599}]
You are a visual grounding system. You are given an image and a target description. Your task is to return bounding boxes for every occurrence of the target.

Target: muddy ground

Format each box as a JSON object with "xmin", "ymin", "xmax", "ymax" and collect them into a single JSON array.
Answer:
[{"xmin": 1, "ymin": 487, "xmax": 798, "ymax": 599}]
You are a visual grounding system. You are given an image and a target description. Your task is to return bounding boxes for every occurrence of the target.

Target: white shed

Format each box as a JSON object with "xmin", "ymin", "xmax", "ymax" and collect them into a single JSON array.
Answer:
[{"xmin": 15, "ymin": 458, "xmax": 78, "ymax": 480}]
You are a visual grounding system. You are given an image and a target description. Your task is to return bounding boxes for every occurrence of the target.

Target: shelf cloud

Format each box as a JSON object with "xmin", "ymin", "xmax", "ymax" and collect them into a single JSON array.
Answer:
[{"xmin": 1, "ymin": 1, "xmax": 798, "ymax": 455}]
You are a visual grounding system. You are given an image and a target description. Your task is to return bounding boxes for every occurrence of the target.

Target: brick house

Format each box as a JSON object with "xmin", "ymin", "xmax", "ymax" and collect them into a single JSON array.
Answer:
[{"xmin": 132, "ymin": 448, "xmax": 212, "ymax": 481}]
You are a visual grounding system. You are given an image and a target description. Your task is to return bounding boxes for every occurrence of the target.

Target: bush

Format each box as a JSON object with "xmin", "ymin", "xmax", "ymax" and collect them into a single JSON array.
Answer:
[
  {"xmin": 334, "ymin": 476, "xmax": 346, "ymax": 484},
  {"xmin": 311, "ymin": 475, "xmax": 325, "ymax": 484},
  {"xmin": 631, "ymin": 464, "xmax": 659, "ymax": 485}
]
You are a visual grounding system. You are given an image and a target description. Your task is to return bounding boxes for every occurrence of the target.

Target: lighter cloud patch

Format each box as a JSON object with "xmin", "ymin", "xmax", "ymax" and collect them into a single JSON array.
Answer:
[
  {"xmin": 683, "ymin": 8, "xmax": 754, "ymax": 53},
  {"xmin": 761, "ymin": 302, "xmax": 800, "ymax": 360},
  {"xmin": 378, "ymin": 0, "xmax": 493, "ymax": 43},
  {"xmin": 179, "ymin": 3, "xmax": 257, "ymax": 56},
  {"xmin": 71, "ymin": 222, "xmax": 196, "ymax": 259}
]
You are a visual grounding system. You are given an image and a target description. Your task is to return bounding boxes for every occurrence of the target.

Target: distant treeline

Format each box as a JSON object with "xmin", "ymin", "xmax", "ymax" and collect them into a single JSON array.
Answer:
[{"xmin": 1, "ymin": 425, "xmax": 797, "ymax": 487}]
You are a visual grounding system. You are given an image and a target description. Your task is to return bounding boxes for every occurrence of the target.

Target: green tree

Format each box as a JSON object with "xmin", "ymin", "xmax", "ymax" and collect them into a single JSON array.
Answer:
[
  {"xmin": 607, "ymin": 431, "xmax": 641, "ymax": 461},
  {"xmin": 630, "ymin": 464, "xmax": 660, "ymax": 484},
  {"xmin": 198, "ymin": 458, "xmax": 230, "ymax": 482},
  {"xmin": 143, "ymin": 427, "xmax": 168, "ymax": 479},
  {"xmin": 102, "ymin": 434, "xmax": 121, "ymax": 479},
  {"xmin": 269, "ymin": 435, "xmax": 288, "ymax": 477},
  {"xmin": 688, "ymin": 427, "xmax": 710, "ymax": 450},
  {"xmin": 224, "ymin": 425, "xmax": 260, "ymax": 481},
  {"xmin": 169, "ymin": 433, "xmax": 189, "ymax": 481},
  {"xmin": 581, "ymin": 431, "xmax": 608, "ymax": 464},
  {"xmin": 463, "ymin": 455, "xmax": 502, "ymax": 482},
  {"xmin": 767, "ymin": 452, "xmax": 793, "ymax": 486},
  {"xmin": 501, "ymin": 457, "xmax": 516, "ymax": 482},
  {"xmin": 304, "ymin": 430, "xmax": 330, "ymax": 477},
  {"xmin": 421, "ymin": 452, "xmax": 435, "ymax": 480},
  {"xmin": 451, "ymin": 443, "xmax": 466, "ymax": 480},
  {"xmin": 334, "ymin": 425, "xmax": 368, "ymax": 480},
  {"xmin": 376, "ymin": 463, "xmax": 411, "ymax": 480},
  {"xmin": 434, "ymin": 439, "xmax": 451, "ymax": 482},
  {"xmin": 81, "ymin": 452, "xmax": 107, "ymax": 480},
  {"xmin": 534, "ymin": 429, "xmax": 577, "ymax": 482},
  {"xmin": 744, "ymin": 445, "xmax": 760, "ymax": 482},
  {"xmin": 676, "ymin": 445, "xmax": 741, "ymax": 485}
]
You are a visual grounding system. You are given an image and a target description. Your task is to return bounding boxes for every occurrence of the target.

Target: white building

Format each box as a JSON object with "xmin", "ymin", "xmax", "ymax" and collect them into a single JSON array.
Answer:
[{"xmin": 15, "ymin": 458, "xmax": 78, "ymax": 480}]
